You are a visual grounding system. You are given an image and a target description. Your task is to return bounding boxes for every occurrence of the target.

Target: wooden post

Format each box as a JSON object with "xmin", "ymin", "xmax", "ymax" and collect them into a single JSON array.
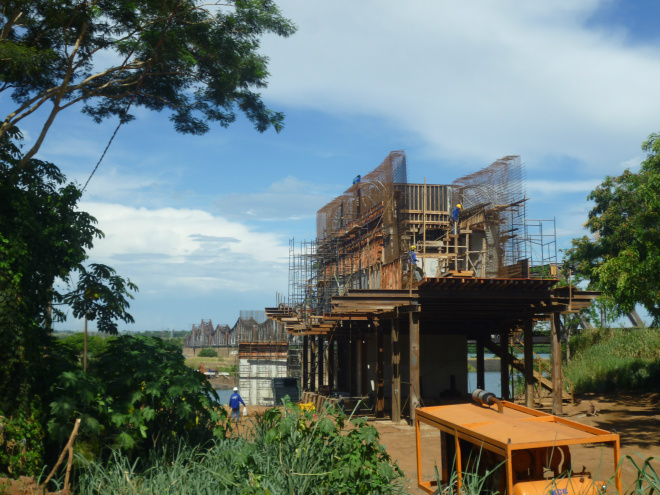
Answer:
[
  {"xmin": 476, "ymin": 334, "xmax": 485, "ymax": 391},
  {"xmin": 376, "ymin": 324, "xmax": 384, "ymax": 417},
  {"xmin": 328, "ymin": 338, "xmax": 335, "ymax": 391},
  {"xmin": 302, "ymin": 336, "xmax": 308, "ymax": 391},
  {"xmin": 310, "ymin": 336, "xmax": 316, "ymax": 392},
  {"xmin": 524, "ymin": 320, "xmax": 534, "ymax": 408},
  {"xmin": 317, "ymin": 336, "xmax": 324, "ymax": 390},
  {"xmin": 356, "ymin": 333, "xmax": 363, "ymax": 396},
  {"xmin": 409, "ymin": 310, "xmax": 420, "ymax": 421},
  {"xmin": 551, "ymin": 312, "xmax": 563, "ymax": 415},
  {"xmin": 500, "ymin": 332, "xmax": 510, "ymax": 400},
  {"xmin": 391, "ymin": 317, "xmax": 401, "ymax": 423}
]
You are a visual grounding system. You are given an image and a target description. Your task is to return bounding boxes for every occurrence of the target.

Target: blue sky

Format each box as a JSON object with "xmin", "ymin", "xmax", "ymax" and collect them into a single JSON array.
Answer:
[{"xmin": 9, "ymin": 0, "xmax": 660, "ymax": 330}]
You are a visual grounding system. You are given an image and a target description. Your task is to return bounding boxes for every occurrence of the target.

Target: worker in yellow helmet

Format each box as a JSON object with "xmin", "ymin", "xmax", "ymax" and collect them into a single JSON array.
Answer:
[
  {"xmin": 409, "ymin": 245, "xmax": 417, "ymax": 264},
  {"xmin": 451, "ymin": 203, "xmax": 463, "ymax": 234}
]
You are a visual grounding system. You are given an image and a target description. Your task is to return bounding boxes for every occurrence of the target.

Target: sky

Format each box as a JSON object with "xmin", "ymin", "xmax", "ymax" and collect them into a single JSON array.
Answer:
[{"xmin": 8, "ymin": 0, "xmax": 660, "ymax": 331}]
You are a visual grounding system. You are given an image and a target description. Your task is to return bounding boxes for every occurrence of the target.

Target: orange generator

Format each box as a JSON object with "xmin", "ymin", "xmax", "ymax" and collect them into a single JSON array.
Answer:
[{"xmin": 415, "ymin": 390, "xmax": 621, "ymax": 495}]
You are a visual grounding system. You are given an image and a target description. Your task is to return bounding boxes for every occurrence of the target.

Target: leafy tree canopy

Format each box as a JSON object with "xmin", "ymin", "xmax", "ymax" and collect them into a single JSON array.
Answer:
[
  {"xmin": 0, "ymin": 0, "xmax": 296, "ymax": 164},
  {"xmin": 564, "ymin": 132, "xmax": 660, "ymax": 325}
]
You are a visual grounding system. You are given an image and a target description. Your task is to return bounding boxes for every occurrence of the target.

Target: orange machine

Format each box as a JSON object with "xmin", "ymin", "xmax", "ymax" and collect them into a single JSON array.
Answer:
[{"xmin": 415, "ymin": 390, "xmax": 621, "ymax": 495}]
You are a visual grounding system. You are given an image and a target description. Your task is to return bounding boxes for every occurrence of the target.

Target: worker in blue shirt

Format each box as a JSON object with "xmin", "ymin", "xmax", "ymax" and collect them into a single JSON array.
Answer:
[
  {"xmin": 409, "ymin": 245, "xmax": 417, "ymax": 265},
  {"xmin": 229, "ymin": 387, "xmax": 246, "ymax": 424},
  {"xmin": 451, "ymin": 203, "xmax": 462, "ymax": 234}
]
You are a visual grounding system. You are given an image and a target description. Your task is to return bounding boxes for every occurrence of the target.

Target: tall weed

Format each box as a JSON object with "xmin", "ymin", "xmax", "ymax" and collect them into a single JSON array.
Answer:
[
  {"xmin": 566, "ymin": 327, "xmax": 660, "ymax": 393},
  {"xmin": 76, "ymin": 400, "xmax": 405, "ymax": 495}
]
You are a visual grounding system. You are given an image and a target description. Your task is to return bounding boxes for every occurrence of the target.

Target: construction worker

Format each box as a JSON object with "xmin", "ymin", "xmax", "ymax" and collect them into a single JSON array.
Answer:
[
  {"xmin": 229, "ymin": 387, "xmax": 246, "ymax": 424},
  {"xmin": 353, "ymin": 174, "xmax": 361, "ymax": 185},
  {"xmin": 451, "ymin": 203, "xmax": 462, "ymax": 234},
  {"xmin": 409, "ymin": 245, "xmax": 417, "ymax": 265}
]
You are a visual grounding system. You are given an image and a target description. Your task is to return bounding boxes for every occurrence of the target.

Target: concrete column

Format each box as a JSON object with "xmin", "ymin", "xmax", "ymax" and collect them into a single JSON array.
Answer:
[
  {"xmin": 409, "ymin": 310, "xmax": 420, "ymax": 421},
  {"xmin": 551, "ymin": 312, "xmax": 563, "ymax": 415},
  {"xmin": 391, "ymin": 317, "xmax": 401, "ymax": 422},
  {"xmin": 524, "ymin": 320, "xmax": 534, "ymax": 408}
]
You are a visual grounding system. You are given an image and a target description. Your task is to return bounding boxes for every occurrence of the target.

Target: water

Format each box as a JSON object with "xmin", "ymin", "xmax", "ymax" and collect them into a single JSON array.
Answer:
[
  {"xmin": 214, "ymin": 388, "xmax": 232, "ymax": 405},
  {"xmin": 467, "ymin": 371, "xmax": 503, "ymax": 395}
]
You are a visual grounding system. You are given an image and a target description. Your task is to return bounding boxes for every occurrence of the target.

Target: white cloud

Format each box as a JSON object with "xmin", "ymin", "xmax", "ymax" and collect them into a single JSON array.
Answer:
[
  {"xmin": 527, "ymin": 178, "xmax": 601, "ymax": 195},
  {"xmin": 263, "ymin": 1, "xmax": 660, "ymax": 169},
  {"xmin": 80, "ymin": 202, "xmax": 289, "ymax": 295}
]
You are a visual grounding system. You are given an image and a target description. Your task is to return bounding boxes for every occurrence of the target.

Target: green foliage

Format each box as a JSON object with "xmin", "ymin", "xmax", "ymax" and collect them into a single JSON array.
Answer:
[
  {"xmin": 564, "ymin": 131, "xmax": 660, "ymax": 325},
  {"xmin": 58, "ymin": 333, "xmax": 113, "ymax": 361},
  {"xmin": 0, "ymin": 129, "xmax": 136, "ymax": 410},
  {"xmin": 76, "ymin": 401, "xmax": 404, "ymax": 495},
  {"xmin": 565, "ymin": 327, "xmax": 660, "ymax": 393},
  {"xmin": 62, "ymin": 263, "xmax": 138, "ymax": 334},
  {"xmin": 1, "ymin": 0, "xmax": 297, "ymax": 162},
  {"xmin": 0, "ymin": 401, "xmax": 45, "ymax": 477},
  {"xmin": 48, "ymin": 335, "xmax": 226, "ymax": 456},
  {"xmin": 620, "ymin": 454, "xmax": 660, "ymax": 495},
  {"xmin": 197, "ymin": 347, "xmax": 218, "ymax": 358}
]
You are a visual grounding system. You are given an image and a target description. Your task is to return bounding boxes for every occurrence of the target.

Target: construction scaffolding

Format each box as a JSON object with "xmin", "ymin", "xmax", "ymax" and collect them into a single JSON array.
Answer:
[{"xmin": 286, "ymin": 152, "xmax": 554, "ymax": 320}]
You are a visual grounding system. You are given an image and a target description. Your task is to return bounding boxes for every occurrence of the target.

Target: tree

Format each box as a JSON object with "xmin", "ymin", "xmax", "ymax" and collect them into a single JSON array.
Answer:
[
  {"xmin": 1, "ymin": 0, "xmax": 296, "ymax": 165},
  {"xmin": 564, "ymin": 132, "xmax": 660, "ymax": 325},
  {"xmin": 0, "ymin": 128, "xmax": 136, "ymax": 411}
]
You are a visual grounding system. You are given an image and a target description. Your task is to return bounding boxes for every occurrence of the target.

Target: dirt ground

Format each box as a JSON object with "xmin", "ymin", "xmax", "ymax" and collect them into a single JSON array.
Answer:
[{"xmin": 372, "ymin": 392, "xmax": 660, "ymax": 495}]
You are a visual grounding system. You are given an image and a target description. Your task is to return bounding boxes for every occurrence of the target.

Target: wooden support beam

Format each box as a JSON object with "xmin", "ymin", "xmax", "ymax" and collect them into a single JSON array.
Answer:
[
  {"xmin": 310, "ymin": 337, "xmax": 316, "ymax": 392},
  {"xmin": 500, "ymin": 331, "xmax": 510, "ymax": 400},
  {"xmin": 356, "ymin": 334, "xmax": 363, "ymax": 396},
  {"xmin": 476, "ymin": 334, "xmax": 485, "ymax": 391},
  {"xmin": 302, "ymin": 336, "xmax": 308, "ymax": 391},
  {"xmin": 328, "ymin": 338, "xmax": 335, "ymax": 392},
  {"xmin": 376, "ymin": 325, "xmax": 384, "ymax": 418},
  {"xmin": 524, "ymin": 320, "xmax": 534, "ymax": 408},
  {"xmin": 318, "ymin": 336, "xmax": 324, "ymax": 390},
  {"xmin": 391, "ymin": 317, "xmax": 401, "ymax": 423},
  {"xmin": 551, "ymin": 312, "xmax": 563, "ymax": 415},
  {"xmin": 410, "ymin": 310, "xmax": 420, "ymax": 421}
]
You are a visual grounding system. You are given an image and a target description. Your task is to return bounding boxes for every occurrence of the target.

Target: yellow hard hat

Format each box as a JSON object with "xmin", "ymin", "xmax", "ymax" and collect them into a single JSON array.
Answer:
[
  {"xmin": 456, "ymin": 203, "xmax": 462, "ymax": 209},
  {"xmin": 410, "ymin": 245, "xmax": 416, "ymax": 250}
]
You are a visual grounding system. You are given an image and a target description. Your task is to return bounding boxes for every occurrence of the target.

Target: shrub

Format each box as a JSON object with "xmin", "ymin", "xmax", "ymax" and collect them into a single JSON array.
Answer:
[
  {"xmin": 76, "ymin": 401, "xmax": 405, "ymax": 495},
  {"xmin": 48, "ymin": 335, "xmax": 227, "ymax": 457},
  {"xmin": 197, "ymin": 348, "xmax": 218, "ymax": 358},
  {"xmin": 0, "ymin": 401, "xmax": 45, "ymax": 477},
  {"xmin": 566, "ymin": 327, "xmax": 660, "ymax": 393}
]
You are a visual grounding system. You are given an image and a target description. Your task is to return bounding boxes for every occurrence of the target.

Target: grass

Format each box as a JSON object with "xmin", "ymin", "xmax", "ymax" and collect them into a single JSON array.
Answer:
[
  {"xmin": 73, "ymin": 401, "xmax": 405, "ymax": 495},
  {"xmin": 185, "ymin": 355, "xmax": 238, "ymax": 374},
  {"xmin": 565, "ymin": 327, "xmax": 660, "ymax": 393}
]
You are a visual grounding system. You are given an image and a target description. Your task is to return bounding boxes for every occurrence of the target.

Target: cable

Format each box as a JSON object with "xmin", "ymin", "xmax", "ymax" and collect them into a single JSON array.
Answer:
[{"xmin": 82, "ymin": 3, "xmax": 182, "ymax": 193}]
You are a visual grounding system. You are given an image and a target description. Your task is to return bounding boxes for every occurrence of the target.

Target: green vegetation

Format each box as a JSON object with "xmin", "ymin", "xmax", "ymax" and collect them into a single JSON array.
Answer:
[
  {"xmin": 197, "ymin": 347, "xmax": 218, "ymax": 358},
  {"xmin": 565, "ymin": 131, "xmax": 660, "ymax": 324},
  {"xmin": 0, "ymin": 0, "xmax": 296, "ymax": 164},
  {"xmin": 565, "ymin": 327, "xmax": 660, "ymax": 393},
  {"xmin": 49, "ymin": 335, "xmax": 224, "ymax": 456},
  {"xmin": 76, "ymin": 401, "xmax": 404, "ymax": 495}
]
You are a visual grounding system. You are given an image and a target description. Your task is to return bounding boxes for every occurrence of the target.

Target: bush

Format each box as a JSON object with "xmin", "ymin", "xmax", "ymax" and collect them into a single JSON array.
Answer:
[
  {"xmin": 566, "ymin": 327, "xmax": 660, "ymax": 393},
  {"xmin": 0, "ymin": 401, "xmax": 45, "ymax": 477},
  {"xmin": 197, "ymin": 348, "xmax": 218, "ymax": 358},
  {"xmin": 48, "ymin": 335, "xmax": 226, "ymax": 457},
  {"xmin": 76, "ymin": 400, "xmax": 404, "ymax": 495}
]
